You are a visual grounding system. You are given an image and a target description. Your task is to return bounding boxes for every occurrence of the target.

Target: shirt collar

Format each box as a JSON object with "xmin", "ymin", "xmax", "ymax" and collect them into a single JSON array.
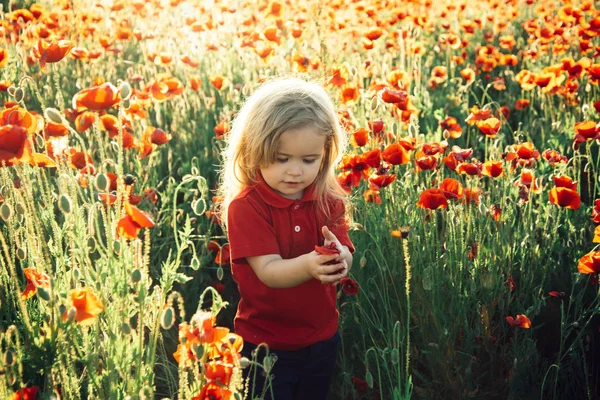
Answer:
[{"xmin": 253, "ymin": 170, "xmax": 317, "ymax": 208}]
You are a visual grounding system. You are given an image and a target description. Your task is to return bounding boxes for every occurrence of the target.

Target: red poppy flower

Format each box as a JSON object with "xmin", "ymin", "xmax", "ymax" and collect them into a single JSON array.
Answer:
[
  {"xmin": 476, "ymin": 117, "xmax": 501, "ymax": 138},
  {"xmin": 440, "ymin": 116, "xmax": 462, "ymax": 138},
  {"xmin": 36, "ymin": 38, "xmax": 71, "ymax": 69},
  {"xmin": 208, "ymin": 241, "xmax": 231, "ymax": 265},
  {"xmin": 21, "ymin": 268, "xmax": 51, "ymax": 300},
  {"xmin": 417, "ymin": 188, "xmax": 448, "ymax": 209},
  {"xmin": 504, "ymin": 275, "xmax": 515, "ymax": 291},
  {"xmin": 465, "ymin": 105, "xmax": 492, "ymax": 125},
  {"xmin": 10, "ymin": 386, "xmax": 38, "ymax": 400},
  {"xmin": 515, "ymin": 98, "xmax": 531, "ymax": 110},
  {"xmin": 553, "ymin": 175, "xmax": 577, "ymax": 190},
  {"xmin": 379, "ymin": 87, "xmax": 408, "ymax": 106},
  {"xmin": 361, "ymin": 148, "xmax": 382, "ymax": 169},
  {"xmin": 340, "ymin": 278, "xmax": 359, "ymax": 295},
  {"xmin": 73, "ymin": 82, "xmax": 120, "ymax": 112},
  {"xmin": 481, "ymin": 160, "xmax": 504, "ymax": 178},
  {"xmin": 439, "ymin": 178, "xmax": 463, "ymax": 199},
  {"xmin": 573, "ymin": 120, "xmax": 600, "ymax": 143},
  {"xmin": 117, "ymin": 203, "xmax": 155, "ymax": 240},
  {"xmin": 368, "ymin": 171, "xmax": 396, "ymax": 190},
  {"xmin": 577, "ymin": 250, "xmax": 600, "ymax": 274},
  {"xmin": 382, "ymin": 142, "xmax": 410, "ymax": 165},
  {"xmin": 506, "ymin": 314, "xmax": 531, "ymax": 328},
  {"xmin": 363, "ymin": 189, "xmax": 382, "ymax": 204},
  {"xmin": 62, "ymin": 287, "xmax": 104, "ymax": 325},
  {"xmin": 548, "ymin": 187, "xmax": 581, "ymax": 210},
  {"xmin": 490, "ymin": 204, "xmax": 501, "ymax": 221},
  {"xmin": 592, "ymin": 199, "xmax": 600, "ymax": 223},
  {"xmin": 192, "ymin": 382, "xmax": 232, "ymax": 400},
  {"xmin": 542, "ymin": 149, "xmax": 568, "ymax": 165},
  {"xmin": 462, "ymin": 188, "xmax": 482, "ymax": 204},
  {"xmin": 350, "ymin": 128, "xmax": 369, "ymax": 147},
  {"xmin": 456, "ymin": 161, "xmax": 483, "ymax": 176},
  {"xmin": 0, "ymin": 125, "xmax": 31, "ymax": 164},
  {"xmin": 415, "ymin": 154, "xmax": 437, "ymax": 171},
  {"xmin": 517, "ymin": 169, "xmax": 543, "ymax": 194},
  {"xmin": 350, "ymin": 376, "xmax": 368, "ymax": 393}
]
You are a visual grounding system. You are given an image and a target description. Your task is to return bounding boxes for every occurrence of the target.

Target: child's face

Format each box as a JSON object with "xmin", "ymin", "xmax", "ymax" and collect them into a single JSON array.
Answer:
[{"xmin": 260, "ymin": 124, "xmax": 326, "ymax": 200}]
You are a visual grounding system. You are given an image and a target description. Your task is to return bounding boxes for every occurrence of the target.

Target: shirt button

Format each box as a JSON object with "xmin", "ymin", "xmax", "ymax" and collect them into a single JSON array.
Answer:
[
  {"xmin": 293, "ymin": 204, "xmax": 300, "ymax": 210},
  {"xmin": 294, "ymin": 225, "xmax": 301, "ymax": 232}
]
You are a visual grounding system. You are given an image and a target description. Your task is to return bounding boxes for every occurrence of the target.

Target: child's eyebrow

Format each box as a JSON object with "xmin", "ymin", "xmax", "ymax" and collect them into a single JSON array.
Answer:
[{"xmin": 277, "ymin": 152, "xmax": 321, "ymax": 157}]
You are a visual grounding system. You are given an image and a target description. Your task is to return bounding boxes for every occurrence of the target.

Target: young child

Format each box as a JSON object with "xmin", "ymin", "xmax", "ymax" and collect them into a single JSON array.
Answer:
[{"xmin": 217, "ymin": 77, "xmax": 355, "ymax": 399}]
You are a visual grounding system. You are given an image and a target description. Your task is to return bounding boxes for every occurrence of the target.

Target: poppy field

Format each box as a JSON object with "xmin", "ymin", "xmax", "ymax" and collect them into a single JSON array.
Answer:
[{"xmin": 1, "ymin": 0, "xmax": 600, "ymax": 398}]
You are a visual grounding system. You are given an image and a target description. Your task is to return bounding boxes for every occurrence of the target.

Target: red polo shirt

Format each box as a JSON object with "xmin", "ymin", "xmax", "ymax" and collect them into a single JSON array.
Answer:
[{"xmin": 227, "ymin": 173, "xmax": 354, "ymax": 350}]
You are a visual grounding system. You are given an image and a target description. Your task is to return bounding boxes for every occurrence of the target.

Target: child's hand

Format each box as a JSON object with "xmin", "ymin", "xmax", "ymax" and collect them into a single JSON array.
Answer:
[
  {"xmin": 305, "ymin": 251, "xmax": 348, "ymax": 284},
  {"xmin": 322, "ymin": 226, "xmax": 351, "ymax": 264}
]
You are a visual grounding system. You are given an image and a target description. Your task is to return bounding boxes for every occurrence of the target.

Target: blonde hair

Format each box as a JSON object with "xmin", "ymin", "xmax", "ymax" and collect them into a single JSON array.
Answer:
[{"xmin": 217, "ymin": 77, "xmax": 349, "ymax": 233}]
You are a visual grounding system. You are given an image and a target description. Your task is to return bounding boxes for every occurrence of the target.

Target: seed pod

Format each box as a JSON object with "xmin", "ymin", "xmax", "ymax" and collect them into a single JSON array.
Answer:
[
  {"xmin": 14, "ymin": 87, "xmax": 24, "ymax": 102},
  {"xmin": 58, "ymin": 194, "xmax": 72, "ymax": 214},
  {"xmin": 1, "ymin": 203, "xmax": 13, "ymax": 222},
  {"xmin": 44, "ymin": 108, "xmax": 64, "ymax": 124},
  {"xmin": 37, "ymin": 287, "xmax": 51, "ymax": 302},
  {"xmin": 122, "ymin": 322, "xmax": 131, "ymax": 335},
  {"xmin": 15, "ymin": 202, "xmax": 26, "ymax": 216},
  {"xmin": 131, "ymin": 268, "xmax": 142, "ymax": 283},
  {"xmin": 160, "ymin": 307, "xmax": 175, "ymax": 330},
  {"xmin": 35, "ymin": 133, "xmax": 45, "ymax": 148},
  {"xmin": 7, "ymin": 86, "xmax": 16, "ymax": 96},
  {"xmin": 95, "ymin": 173, "xmax": 110, "ymax": 192},
  {"xmin": 73, "ymin": 268, "xmax": 80, "ymax": 280},
  {"xmin": 124, "ymin": 174, "xmax": 135, "ymax": 185},
  {"xmin": 16, "ymin": 248, "xmax": 26, "ymax": 260},
  {"xmin": 391, "ymin": 121, "xmax": 398, "ymax": 135},
  {"xmin": 120, "ymin": 81, "xmax": 132, "ymax": 101}
]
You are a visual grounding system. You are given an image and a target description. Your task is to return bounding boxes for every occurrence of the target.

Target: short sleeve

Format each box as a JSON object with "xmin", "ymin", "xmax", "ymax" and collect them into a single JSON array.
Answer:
[
  {"xmin": 327, "ymin": 199, "xmax": 355, "ymax": 254},
  {"xmin": 227, "ymin": 197, "xmax": 281, "ymax": 263}
]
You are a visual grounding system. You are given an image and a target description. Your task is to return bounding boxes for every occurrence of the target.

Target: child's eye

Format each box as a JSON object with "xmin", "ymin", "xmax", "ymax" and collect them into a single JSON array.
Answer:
[
  {"xmin": 276, "ymin": 158, "xmax": 288, "ymax": 163},
  {"xmin": 303, "ymin": 159, "xmax": 317, "ymax": 164}
]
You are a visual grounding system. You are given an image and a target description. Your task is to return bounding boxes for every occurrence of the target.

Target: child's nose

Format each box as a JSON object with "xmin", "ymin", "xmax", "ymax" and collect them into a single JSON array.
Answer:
[{"xmin": 288, "ymin": 163, "xmax": 302, "ymax": 176}]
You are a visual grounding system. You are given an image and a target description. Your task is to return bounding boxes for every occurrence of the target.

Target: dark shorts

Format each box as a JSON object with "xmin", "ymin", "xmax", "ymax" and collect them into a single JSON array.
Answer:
[{"xmin": 241, "ymin": 331, "xmax": 340, "ymax": 400}]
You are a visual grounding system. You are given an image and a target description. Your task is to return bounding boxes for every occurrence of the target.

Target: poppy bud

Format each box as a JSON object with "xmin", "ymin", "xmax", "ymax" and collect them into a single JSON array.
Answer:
[
  {"xmin": 66, "ymin": 306, "xmax": 77, "ymax": 322},
  {"xmin": 217, "ymin": 266, "xmax": 224, "ymax": 281},
  {"xmin": 366, "ymin": 371, "xmax": 374, "ymax": 388},
  {"xmin": 14, "ymin": 87, "xmax": 24, "ymax": 102},
  {"xmin": 7, "ymin": 86, "xmax": 16, "ymax": 96},
  {"xmin": 95, "ymin": 173, "xmax": 110, "ymax": 192},
  {"xmin": 360, "ymin": 256, "xmax": 367, "ymax": 268},
  {"xmin": 160, "ymin": 307, "xmax": 175, "ymax": 330},
  {"xmin": 391, "ymin": 347, "xmax": 399, "ymax": 365},
  {"xmin": 370, "ymin": 96, "xmax": 378, "ymax": 111},
  {"xmin": 124, "ymin": 174, "xmax": 136, "ymax": 185},
  {"xmin": 239, "ymin": 356, "xmax": 251, "ymax": 369},
  {"xmin": 442, "ymin": 129, "xmax": 450, "ymax": 140},
  {"xmin": 120, "ymin": 81, "xmax": 132, "ymax": 101},
  {"xmin": 37, "ymin": 287, "xmax": 51, "ymax": 302},
  {"xmin": 112, "ymin": 240, "xmax": 121, "ymax": 255},
  {"xmin": 131, "ymin": 268, "xmax": 142, "ymax": 283},
  {"xmin": 192, "ymin": 343, "xmax": 204, "ymax": 358},
  {"xmin": 190, "ymin": 257, "xmax": 201, "ymax": 270},
  {"xmin": 391, "ymin": 121, "xmax": 398, "ymax": 135},
  {"xmin": 87, "ymin": 237, "xmax": 96, "ymax": 252},
  {"xmin": 58, "ymin": 194, "xmax": 72, "ymax": 214},
  {"xmin": 45, "ymin": 107, "xmax": 64, "ymax": 124},
  {"xmin": 35, "ymin": 133, "xmax": 45, "ymax": 148},
  {"xmin": 122, "ymin": 322, "xmax": 131, "ymax": 334},
  {"xmin": 1, "ymin": 203, "xmax": 13, "ymax": 222},
  {"xmin": 3, "ymin": 348, "xmax": 16, "ymax": 366},
  {"xmin": 73, "ymin": 268, "xmax": 80, "ymax": 280},
  {"xmin": 16, "ymin": 247, "xmax": 26, "ymax": 260},
  {"xmin": 192, "ymin": 199, "xmax": 205, "ymax": 215}
]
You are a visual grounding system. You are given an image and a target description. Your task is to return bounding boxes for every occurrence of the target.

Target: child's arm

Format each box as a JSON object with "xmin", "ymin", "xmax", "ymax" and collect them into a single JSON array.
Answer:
[{"xmin": 246, "ymin": 252, "xmax": 347, "ymax": 289}]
